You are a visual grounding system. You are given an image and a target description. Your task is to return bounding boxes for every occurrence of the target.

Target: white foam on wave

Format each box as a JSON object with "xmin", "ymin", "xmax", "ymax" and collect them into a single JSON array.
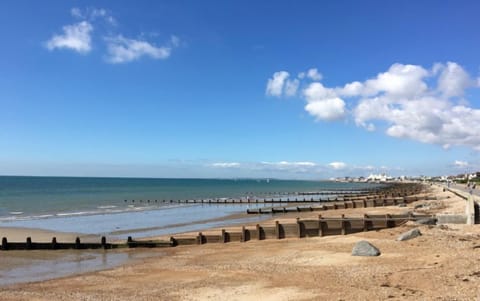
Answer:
[
  {"xmin": 56, "ymin": 211, "xmax": 95, "ymax": 217},
  {"xmin": 97, "ymin": 205, "xmax": 117, "ymax": 209},
  {"xmin": 9, "ymin": 211, "xmax": 23, "ymax": 215}
]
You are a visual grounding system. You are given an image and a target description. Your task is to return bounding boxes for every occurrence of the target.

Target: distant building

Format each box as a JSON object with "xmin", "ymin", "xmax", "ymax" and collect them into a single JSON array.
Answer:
[{"xmin": 366, "ymin": 173, "xmax": 393, "ymax": 182}]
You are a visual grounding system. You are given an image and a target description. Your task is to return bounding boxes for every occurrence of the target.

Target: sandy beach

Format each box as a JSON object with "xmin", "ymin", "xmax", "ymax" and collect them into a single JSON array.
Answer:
[{"xmin": 1, "ymin": 185, "xmax": 479, "ymax": 300}]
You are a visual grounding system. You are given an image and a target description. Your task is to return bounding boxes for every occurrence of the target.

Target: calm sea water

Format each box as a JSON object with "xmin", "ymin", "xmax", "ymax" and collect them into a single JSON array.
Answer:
[
  {"xmin": 0, "ymin": 176, "xmax": 381, "ymax": 286},
  {"xmin": 0, "ymin": 176, "xmax": 377, "ymax": 237}
]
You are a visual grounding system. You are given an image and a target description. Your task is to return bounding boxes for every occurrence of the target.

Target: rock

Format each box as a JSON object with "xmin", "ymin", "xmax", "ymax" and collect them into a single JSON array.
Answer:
[
  {"xmin": 415, "ymin": 217, "xmax": 437, "ymax": 225},
  {"xmin": 397, "ymin": 228, "xmax": 422, "ymax": 241},
  {"xmin": 352, "ymin": 240, "xmax": 381, "ymax": 256}
]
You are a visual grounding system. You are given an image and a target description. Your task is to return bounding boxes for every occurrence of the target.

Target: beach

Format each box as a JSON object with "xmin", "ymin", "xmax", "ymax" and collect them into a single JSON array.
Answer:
[{"xmin": 1, "ymin": 184, "xmax": 479, "ymax": 300}]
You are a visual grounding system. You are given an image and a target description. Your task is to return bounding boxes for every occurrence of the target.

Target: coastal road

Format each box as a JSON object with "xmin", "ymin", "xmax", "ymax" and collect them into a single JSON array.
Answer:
[{"xmin": 448, "ymin": 183, "xmax": 480, "ymax": 198}]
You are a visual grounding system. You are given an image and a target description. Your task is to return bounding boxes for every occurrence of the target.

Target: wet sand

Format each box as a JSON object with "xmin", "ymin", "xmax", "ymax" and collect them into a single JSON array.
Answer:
[{"xmin": 1, "ymin": 185, "xmax": 479, "ymax": 300}]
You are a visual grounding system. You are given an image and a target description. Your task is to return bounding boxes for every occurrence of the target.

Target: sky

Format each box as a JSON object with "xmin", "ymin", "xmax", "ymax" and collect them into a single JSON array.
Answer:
[{"xmin": 1, "ymin": 0, "xmax": 480, "ymax": 179}]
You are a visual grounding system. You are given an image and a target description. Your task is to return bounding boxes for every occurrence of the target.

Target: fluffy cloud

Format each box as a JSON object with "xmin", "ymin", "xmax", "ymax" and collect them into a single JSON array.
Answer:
[
  {"xmin": 261, "ymin": 161, "xmax": 317, "ymax": 168},
  {"xmin": 105, "ymin": 35, "xmax": 177, "ymax": 63},
  {"xmin": 284, "ymin": 79, "xmax": 300, "ymax": 96},
  {"xmin": 454, "ymin": 160, "xmax": 469, "ymax": 168},
  {"xmin": 45, "ymin": 7, "xmax": 178, "ymax": 64},
  {"xmin": 436, "ymin": 62, "xmax": 475, "ymax": 97},
  {"xmin": 307, "ymin": 68, "xmax": 322, "ymax": 81},
  {"xmin": 266, "ymin": 71, "xmax": 290, "ymax": 96},
  {"xmin": 45, "ymin": 21, "xmax": 93, "ymax": 53},
  {"xmin": 328, "ymin": 162, "xmax": 347, "ymax": 170},
  {"xmin": 303, "ymin": 82, "xmax": 346, "ymax": 120},
  {"xmin": 267, "ymin": 62, "xmax": 480, "ymax": 150},
  {"xmin": 211, "ymin": 162, "xmax": 241, "ymax": 168},
  {"xmin": 71, "ymin": 7, "xmax": 116, "ymax": 25}
]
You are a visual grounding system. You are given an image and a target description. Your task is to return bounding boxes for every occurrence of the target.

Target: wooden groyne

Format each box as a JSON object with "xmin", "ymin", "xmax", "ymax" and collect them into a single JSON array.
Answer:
[
  {"xmin": 122, "ymin": 186, "xmax": 424, "ymax": 205},
  {"xmin": 246, "ymin": 195, "xmax": 436, "ymax": 215},
  {"xmin": 0, "ymin": 213, "xmax": 433, "ymax": 251}
]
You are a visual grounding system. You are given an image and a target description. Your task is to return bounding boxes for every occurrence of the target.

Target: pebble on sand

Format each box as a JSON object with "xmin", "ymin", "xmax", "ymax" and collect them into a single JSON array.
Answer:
[
  {"xmin": 397, "ymin": 228, "xmax": 422, "ymax": 241},
  {"xmin": 351, "ymin": 240, "xmax": 381, "ymax": 256}
]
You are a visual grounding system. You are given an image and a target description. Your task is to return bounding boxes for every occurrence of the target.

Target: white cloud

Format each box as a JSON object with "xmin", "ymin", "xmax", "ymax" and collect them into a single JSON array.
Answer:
[
  {"xmin": 71, "ymin": 7, "xmax": 116, "ymax": 25},
  {"xmin": 71, "ymin": 7, "xmax": 83, "ymax": 18},
  {"xmin": 211, "ymin": 162, "xmax": 241, "ymax": 168},
  {"xmin": 328, "ymin": 162, "xmax": 347, "ymax": 170},
  {"xmin": 454, "ymin": 160, "xmax": 469, "ymax": 168},
  {"xmin": 304, "ymin": 98, "xmax": 346, "ymax": 121},
  {"xmin": 358, "ymin": 63, "xmax": 429, "ymax": 98},
  {"xmin": 267, "ymin": 62, "xmax": 480, "ymax": 150},
  {"xmin": 436, "ymin": 62, "xmax": 474, "ymax": 97},
  {"xmin": 307, "ymin": 68, "xmax": 322, "ymax": 81},
  {"xmin": 105, "ymin": 35, "xmax": 177, "ymax": 63},
  {"xmin": 46, "ymin": 21, "xmax": 93, "ymax": 54},
  {"xmin": 46, "ymin": 8, "xmax": 182, "ymax": 65},
  {"xmin": 260, "ymin": 161, "xmax": 317, "ymax": 168},
  {"xmin": 266, "ymin": 71, "xmax": 290, "ymax": 96},
  {"xmin": 303, "ymin": 82, "xmax": 346, "ymax": 121},
  {"xmin": 285, "ymin": 79, "xmax": 299, "ymax": 97}
]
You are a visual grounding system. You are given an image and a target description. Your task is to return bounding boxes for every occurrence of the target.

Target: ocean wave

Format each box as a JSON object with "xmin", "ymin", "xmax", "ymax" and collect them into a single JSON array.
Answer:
[
  {"xmin": 0, "ymin": 203, "xmax": 198, "ymax": 223},
  {"xmin": 97, "ymin": 205, "xmax": 118, "ymax": 209}
]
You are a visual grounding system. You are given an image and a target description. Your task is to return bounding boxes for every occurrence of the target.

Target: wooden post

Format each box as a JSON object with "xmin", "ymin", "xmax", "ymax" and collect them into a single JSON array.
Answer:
[
  {"xmin": 75, "ymin": 237, "xmax": 81, "ymax": 249},
  {"xmin": 318, "ymin": 215, "xmax": 324, "ymax": 237},
  {"xmin": 363, "ymin": 200, "xmax": 367, "ymax": 208},
  {"xmin": 296, "ymin": 217, "xmax": 302, "ymax": 238},
  {"xmin": 275, "ymin": 221, "xmax": 281, "ymax": 239},
  {"xmin": 363, "ymin": 214, "xmax": 370, "ymax": 232},
  {"xmin": 170, "ymin": 236, "xmax": 177, "ymax": 247},
  {"xmin": 101, "ymin": 236, "xmax": 107, "ymax": 249},
  {"xmin": 52, "ymin": 237, "xmax": 58, "ymax": 250},
  {"xmin": 1, "ymin": 237, "xmax": 7, "ymax": 250},
  {"xmin": 26, "ymin": 237, "xmax": 32, "ymax": 250},
  {"xmin": 221, "ymin": 229, "xmax": 227, "ymax": 243},
  {"xmin": 386, "ymin": 214, "xmax": 395, "ymax": 228},
  {"xmin": 256, "ymin": 224, "xmax": 261, "ymax": 240},
  {"xmin": 334, "ymin": 204, "xmax": 338, "ymax": 210},
  {"xmin": 341, "ymin": 214, "xmax": 347, "ymax": 235},
  {"xmin": 241, "ymin": 226, "xmax": 246, "ymax": 242},
  {"xmin": 197, "ymin": 232, "xmax": 203, "ymax": 245}
]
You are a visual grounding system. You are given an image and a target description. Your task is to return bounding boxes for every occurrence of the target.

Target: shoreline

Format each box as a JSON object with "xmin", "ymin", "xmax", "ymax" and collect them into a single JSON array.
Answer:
[{"xmin": 2, "ymin": 184, "xmax": 479, "ymax": 300}]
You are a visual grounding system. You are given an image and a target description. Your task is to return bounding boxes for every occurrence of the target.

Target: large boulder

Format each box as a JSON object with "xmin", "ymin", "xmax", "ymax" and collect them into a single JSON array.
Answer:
[
  {"xmin": 351, "ymin": 240, "xmax": 381, "ymax": 256},
  {"xmin": 397, "ymin": 228, "xmax": 422, "ymax": 241}
]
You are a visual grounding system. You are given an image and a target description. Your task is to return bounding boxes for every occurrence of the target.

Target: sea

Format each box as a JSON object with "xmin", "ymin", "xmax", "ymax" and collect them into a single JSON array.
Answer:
[
  {"xmin": 0, "ymin": 176, "xmax": 377, "ymax": 239},
  {"xmin": 0, "ymin": 176, "xmax": 380, "ymax": 286}
]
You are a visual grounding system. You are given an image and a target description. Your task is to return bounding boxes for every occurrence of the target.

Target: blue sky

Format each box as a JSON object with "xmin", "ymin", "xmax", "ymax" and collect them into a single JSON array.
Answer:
[{"xmin": 1, "ymin": 1, "xmax": 480, "ymax": 179}]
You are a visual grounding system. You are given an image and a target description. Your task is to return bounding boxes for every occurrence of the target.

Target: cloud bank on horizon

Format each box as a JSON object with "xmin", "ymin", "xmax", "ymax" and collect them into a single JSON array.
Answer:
[
  {"xmin": 45, "ymin": 7, "xmax": 179, "ymax": 63},
  {"xmin": 266, "ymin": 63, "xmax": 480, "ymax": 151},
  {"xmin": 209, "ymin": 160, "xmax": 382, "ymax": 176}
]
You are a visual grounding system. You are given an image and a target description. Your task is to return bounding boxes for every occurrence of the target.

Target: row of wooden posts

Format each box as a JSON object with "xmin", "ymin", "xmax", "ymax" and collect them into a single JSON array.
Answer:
[
  {"xmin": 246, "ymin": 194, "xmax": 436, "ymax": 215},
  {"xmin": 122, "ymin": 190, "xmax": 424, "ymax": 205},
  {"xmin": 0, "ymin": 213, "xmax": 432, "ymax": 251}
]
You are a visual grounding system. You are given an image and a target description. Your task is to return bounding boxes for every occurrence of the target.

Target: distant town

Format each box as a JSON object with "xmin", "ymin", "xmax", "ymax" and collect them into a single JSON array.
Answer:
[{"xmin": 333, "ymin": 172, "xmax": 480, "ymax": 184}]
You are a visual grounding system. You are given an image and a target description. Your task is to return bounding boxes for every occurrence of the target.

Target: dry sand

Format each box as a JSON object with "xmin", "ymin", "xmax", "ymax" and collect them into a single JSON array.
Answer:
[{"xmin": 1, "ymin": 185, "xmax": 479, "ymax": 300}]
